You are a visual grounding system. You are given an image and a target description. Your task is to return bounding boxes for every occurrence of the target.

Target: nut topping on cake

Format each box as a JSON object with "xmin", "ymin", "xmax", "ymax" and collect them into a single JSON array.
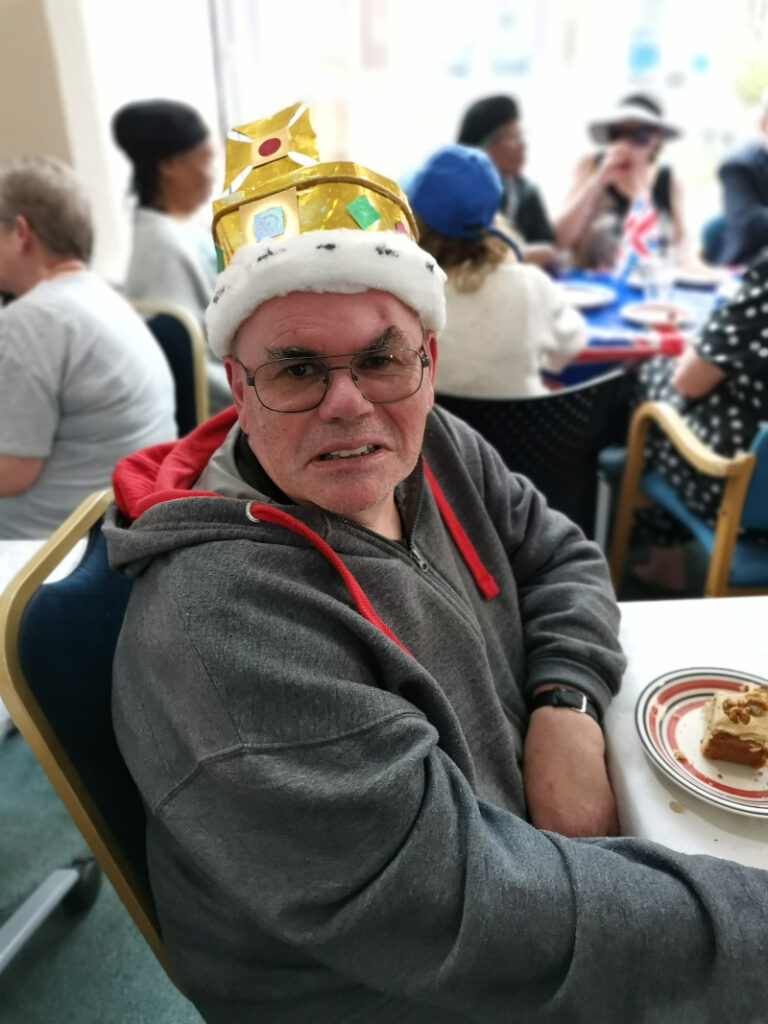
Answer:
[
  {"xmin": 701, "ymin": 686, "xmax": 768, "ymax": 767},
  {"xmin": 722, "ymin": 692, "xmax": 767, "ymax": 724}
]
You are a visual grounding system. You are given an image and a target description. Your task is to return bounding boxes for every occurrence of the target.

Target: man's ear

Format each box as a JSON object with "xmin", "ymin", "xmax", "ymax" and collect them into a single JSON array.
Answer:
[
  {"xmin": 222, "ymin": 356, "xmax": 248, "ymax": 429},
  {"xmin": 12, "ymin": 215, "xmax": 34, "ymax": 252},
  {"xmin": 424, "ymin": 329, "xmax": 438, "ymax": 382}
]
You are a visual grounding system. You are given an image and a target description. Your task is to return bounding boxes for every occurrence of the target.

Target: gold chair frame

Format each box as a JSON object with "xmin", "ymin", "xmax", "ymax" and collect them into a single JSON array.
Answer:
[
  {"xmin": 131, "ymin": 299, "xmax": 210, "ymax": 428},
  {"xmin": 0, "ymin": 489, "xmax": 171, "ymax": 975},
  {"xmin": 609, "ymin": 401, "xmax": 762, "ymax": 598}
]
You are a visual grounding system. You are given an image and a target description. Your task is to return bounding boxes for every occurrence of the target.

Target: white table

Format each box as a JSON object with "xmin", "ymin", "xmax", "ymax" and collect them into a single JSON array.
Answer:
[
  {"xmin": 0, "ymin": 538, "xmax": 87, "ymax": 591},
  {"xmin": 607, "ymin": 595, "xmax": 768, "ymax": 869}
]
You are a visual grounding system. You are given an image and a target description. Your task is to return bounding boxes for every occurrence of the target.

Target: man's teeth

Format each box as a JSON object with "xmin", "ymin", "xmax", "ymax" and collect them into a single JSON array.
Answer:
[{"xmin": 319, "ymin": 444, "xmax": 378, "ymax": 461}]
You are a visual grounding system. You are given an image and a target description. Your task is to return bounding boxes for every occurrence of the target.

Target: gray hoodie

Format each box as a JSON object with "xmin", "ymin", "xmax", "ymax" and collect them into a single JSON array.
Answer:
[{"xmin": 105, "ymin": 406, "xmax": 767, "ymax": 1023}]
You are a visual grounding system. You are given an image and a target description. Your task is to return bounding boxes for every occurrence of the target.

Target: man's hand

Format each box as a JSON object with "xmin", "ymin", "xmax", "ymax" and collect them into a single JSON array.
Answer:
[{"xmin": 523, "ymin": 705, "xmax": 619, "ymax": 838}]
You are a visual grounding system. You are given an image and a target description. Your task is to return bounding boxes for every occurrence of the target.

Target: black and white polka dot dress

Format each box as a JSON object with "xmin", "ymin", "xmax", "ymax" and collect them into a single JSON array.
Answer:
[{"xmin": 635, "ymin": 249, "xmax": 768, "ymax": 546}]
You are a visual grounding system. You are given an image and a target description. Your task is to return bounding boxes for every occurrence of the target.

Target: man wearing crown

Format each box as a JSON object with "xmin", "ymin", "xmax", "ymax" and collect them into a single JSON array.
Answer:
[{"xmin": 105, "ymin": 106, "xmax": 768, "ymax": 1023}]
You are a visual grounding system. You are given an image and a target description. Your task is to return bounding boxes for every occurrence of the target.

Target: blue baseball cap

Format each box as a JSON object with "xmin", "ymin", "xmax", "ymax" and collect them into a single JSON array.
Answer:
[{"xmin": 408, "ymin": 145, "xmax": 504, "ymax": 240}]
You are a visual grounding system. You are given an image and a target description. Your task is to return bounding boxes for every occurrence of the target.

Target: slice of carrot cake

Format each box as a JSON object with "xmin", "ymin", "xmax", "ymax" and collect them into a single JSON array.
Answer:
[{"xmin": 700, "ymin": 687, "xmax": 768, "ymax": 768}]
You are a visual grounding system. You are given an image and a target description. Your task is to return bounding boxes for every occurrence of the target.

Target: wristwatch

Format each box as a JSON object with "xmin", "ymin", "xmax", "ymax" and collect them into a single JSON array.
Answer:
[{"xmin": 529, "ymin": 688, "xmax": 601, "ymax": 725}]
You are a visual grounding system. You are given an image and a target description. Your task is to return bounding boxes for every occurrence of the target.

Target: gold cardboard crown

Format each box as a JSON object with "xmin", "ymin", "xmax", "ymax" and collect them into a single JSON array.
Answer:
[{"xmin": 211, "ymin": 102, "xmax": 418, "ymax": 271}]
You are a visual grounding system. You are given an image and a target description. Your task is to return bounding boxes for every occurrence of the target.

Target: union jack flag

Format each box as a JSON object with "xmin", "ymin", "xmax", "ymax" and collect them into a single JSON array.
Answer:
[{"xmin": 614, "ymin": 193, "xmax": 659, "ymax": 280}]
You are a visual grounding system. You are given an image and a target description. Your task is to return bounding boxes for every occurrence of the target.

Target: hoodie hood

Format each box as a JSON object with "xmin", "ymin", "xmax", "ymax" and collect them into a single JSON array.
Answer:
[
  {"xmin": 112, "ymin": 405, "xmax": 239, "ymax": 521},
  {"xmin": 107, "ymin": 405, "xmax": 285, "ymax": 579}
]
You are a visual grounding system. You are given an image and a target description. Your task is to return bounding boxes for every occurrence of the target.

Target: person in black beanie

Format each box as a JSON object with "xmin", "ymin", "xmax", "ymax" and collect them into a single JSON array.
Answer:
[
  {"xmin": 113, "ymin": 99, "xmax": 212, "ymax": 212},
  {"xmin": 112, "ymin": 99, "xmax": 230, "ymax": 413},
  {"xmin": 458, "ymin": 94, "xmax": 556, "ymax": 253}
]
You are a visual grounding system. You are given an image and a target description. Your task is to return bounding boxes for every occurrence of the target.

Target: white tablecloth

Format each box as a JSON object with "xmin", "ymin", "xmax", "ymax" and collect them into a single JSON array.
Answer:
[{"xmin": 608, "ymin": 595, "xmax": 768, "ymax": 869}]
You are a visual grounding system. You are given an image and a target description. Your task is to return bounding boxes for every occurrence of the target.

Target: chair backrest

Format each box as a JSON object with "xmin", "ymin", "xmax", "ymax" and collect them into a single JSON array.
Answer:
[
  {"xmin": 132, "ymin": 300, "xmax": 209, "ymax": 435},
  {"xmin": 700, "ymin": 213, "xmax": 725, "ymax": 265},
  {"xmin": 436, "ymin": 369, "xmax": 635, "ymax": 536},
  {"xmin": 0, "ymin": 490, "xmax": 169, "ymax": 973},
  {"xmin": 739, "ymin": 423, "xmax": 768, "ymax": 530}
]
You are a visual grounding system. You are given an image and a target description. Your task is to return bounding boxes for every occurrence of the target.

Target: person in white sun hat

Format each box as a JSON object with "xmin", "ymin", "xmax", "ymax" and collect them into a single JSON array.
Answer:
[
  {"xmin": 104, "ymin": 102, "xmax": 767, "ymax": 1024},
  {"xmin": 555, "ymin": 91, "xmax": 685, "ymax": 269}
]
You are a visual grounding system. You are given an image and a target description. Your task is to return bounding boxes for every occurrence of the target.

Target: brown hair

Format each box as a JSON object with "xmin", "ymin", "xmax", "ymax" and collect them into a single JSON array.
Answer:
[
  {"xmin": 414, "ymin": 213, "xmax": 512, "ymax": 294},
  {"xmin": 0, "ymin": 156, "xmax": 93, "ymax": 262}
]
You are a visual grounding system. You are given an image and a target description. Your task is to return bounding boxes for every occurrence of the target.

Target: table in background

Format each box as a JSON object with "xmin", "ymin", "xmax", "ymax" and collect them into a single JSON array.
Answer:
[
  {"xmin": 550, "ymin": 269, "xmax": 723, "ymax": 387},
  {"xmin": 608, "ymin": 595, "xmax": 768, "ymax": 869}
]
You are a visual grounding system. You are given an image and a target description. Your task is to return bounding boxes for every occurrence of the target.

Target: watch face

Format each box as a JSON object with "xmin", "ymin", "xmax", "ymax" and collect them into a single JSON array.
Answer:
[{"xmin": 557, "ymin": 690, "xmax": 583, "ymax": 711}]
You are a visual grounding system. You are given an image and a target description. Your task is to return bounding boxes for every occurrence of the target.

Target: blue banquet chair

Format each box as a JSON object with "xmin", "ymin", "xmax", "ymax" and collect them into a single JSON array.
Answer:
[
  {"xmin": 0, "ymin": 489, "xmax": 171, "ymax": 977},
  {"xmin": 608, "ymin": 401, "xmax": 768, "ymax": 597},
  {"xmin": 132, "ymin": 300, "xmax": 210, "ymax": 435}
]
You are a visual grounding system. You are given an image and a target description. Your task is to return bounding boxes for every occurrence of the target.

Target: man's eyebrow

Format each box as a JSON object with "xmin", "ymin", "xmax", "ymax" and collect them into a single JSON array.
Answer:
[
  {"xmin": 264, "ymin": 325, "xmax": 408, "ymax": 362},
  {"xmin": 264, "ymin": 345, "xmax": 317, "ymax": 360}
]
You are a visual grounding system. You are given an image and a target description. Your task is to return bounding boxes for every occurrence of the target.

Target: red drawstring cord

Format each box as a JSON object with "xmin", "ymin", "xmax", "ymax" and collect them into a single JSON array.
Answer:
[
  {"xmin": 422, "ymin": 462, "xmax": 500, "ymax": 600},
  {"xmin": 246, "ymin": 504, "xmax": 413, "ymax": 656},
  {"xmin": 246, "ymin": 463, "xmax": 499, "ymax": 653}
]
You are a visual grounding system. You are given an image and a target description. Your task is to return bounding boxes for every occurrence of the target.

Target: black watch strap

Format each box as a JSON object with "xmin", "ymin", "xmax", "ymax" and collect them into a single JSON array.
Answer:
[{"xmin": 529, "ymin": 688, "xmax": 601, "ymax": 724}]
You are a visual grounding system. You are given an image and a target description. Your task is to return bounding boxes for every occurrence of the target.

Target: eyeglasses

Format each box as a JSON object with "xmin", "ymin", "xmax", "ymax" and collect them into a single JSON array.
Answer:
[
  {"xmin": 607, "ymin": 126, "xmax": 657, "ymax": 146},
  {"xmin": 235, "ymin": 346, "xmax": 431, "ymax": 413}
]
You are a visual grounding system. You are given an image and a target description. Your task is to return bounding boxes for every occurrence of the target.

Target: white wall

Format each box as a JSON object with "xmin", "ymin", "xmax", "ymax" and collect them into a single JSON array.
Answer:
[{"xmin": 0, "ymin": 0, "xmax": 219, "ymax": 281}]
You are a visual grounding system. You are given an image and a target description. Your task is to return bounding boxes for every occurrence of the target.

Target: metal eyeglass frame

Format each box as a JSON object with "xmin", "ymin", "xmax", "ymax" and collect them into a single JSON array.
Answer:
[{"xmin": 233, "ymin": 347, "xmax": 431, "ymax": 413}]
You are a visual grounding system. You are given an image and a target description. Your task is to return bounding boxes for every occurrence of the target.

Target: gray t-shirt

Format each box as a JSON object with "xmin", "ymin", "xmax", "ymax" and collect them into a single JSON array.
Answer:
[
  {"xmin": 124, "ymin": 207, "xmax": 216, "ymax": 323},
  {"xmin": 0, "ymin": 272, "xmax": 177, "ymax": 539}
]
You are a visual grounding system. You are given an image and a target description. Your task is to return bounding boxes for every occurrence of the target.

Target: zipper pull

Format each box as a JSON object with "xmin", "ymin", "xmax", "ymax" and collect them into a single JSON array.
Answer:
[{"xmin": 410, "ymin": 544, "xmax": 428, "ymax": 570}]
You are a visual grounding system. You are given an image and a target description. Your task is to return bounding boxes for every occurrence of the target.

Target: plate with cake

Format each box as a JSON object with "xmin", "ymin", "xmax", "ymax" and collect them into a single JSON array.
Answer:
[{"xmin": 635, "ymin": 668, "xmax": 768, "ymax": 818}]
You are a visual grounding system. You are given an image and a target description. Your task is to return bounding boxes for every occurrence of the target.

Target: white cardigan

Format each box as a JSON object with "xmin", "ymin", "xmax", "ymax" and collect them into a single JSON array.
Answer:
[{"xmin": 435, "ymin": 263, "xmax": 586, "ymax": 398}]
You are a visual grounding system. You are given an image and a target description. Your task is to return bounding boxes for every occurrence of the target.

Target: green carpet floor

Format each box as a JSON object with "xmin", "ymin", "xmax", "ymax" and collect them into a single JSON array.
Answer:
[{"xmin": 0, "ymin": 733, "xmax": 202, "ymax": 1023}]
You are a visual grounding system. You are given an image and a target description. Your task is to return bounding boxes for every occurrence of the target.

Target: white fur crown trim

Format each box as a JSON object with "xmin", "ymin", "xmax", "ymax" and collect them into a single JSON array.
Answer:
[{"xmin": 205, "ymin": 229, "xmax": 446, "ymax": 358}]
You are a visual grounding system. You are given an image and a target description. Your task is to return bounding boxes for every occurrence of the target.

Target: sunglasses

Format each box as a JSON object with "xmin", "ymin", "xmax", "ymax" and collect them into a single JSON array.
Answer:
[{"xmin": 607, "ymin": 125, "xmax": 658, "ymax": 146}]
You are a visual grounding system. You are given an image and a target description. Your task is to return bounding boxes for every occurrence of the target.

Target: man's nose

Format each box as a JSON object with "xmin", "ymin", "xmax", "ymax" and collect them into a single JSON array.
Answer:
[{"xmin": 317, "ymin": 366, "xmax": 373, "ymax": 420}]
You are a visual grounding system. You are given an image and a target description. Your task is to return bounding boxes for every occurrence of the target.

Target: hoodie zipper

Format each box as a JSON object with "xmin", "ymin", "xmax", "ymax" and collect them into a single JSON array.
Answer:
[{"xmin": 331, "ymin": 513, "xmax": 488, "ymax": 644}]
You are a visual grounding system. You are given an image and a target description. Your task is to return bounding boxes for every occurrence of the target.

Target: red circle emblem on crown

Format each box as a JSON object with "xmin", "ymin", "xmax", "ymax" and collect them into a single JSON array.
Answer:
[{"xmin": 258, "ymin": 138, "xmax": 282, "ymax": 157}]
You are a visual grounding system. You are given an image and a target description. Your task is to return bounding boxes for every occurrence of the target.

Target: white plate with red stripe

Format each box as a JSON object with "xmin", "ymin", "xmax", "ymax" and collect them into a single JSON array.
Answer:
[{"xmin": 635, "ymin": 668, "xmax": 768, "ymax": 818}]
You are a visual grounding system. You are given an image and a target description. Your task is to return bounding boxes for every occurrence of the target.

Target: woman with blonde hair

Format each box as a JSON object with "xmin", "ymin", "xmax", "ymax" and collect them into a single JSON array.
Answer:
[{"xmin": 408, "ymin": 145, "xmax": 585, "ymax": 398}]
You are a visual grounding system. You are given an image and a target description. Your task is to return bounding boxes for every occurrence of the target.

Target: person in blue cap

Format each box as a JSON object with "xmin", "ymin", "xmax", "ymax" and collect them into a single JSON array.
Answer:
[{"xmin": 408, "ymin": 144, "xmax": 586, "ymax": 398}]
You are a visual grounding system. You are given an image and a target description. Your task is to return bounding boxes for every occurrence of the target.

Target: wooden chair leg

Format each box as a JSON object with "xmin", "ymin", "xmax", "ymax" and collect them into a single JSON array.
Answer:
[
  {"xmin": 704, "ymin": 469, "xmax": 755, "ymax": 597},
  {"xmin": 608, "ymin": 409, "xmax": 653, "ymax": 593}
]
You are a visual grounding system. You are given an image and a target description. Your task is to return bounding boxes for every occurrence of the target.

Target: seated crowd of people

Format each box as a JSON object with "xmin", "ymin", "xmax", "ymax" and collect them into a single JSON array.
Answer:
[{"xmin": 2, "ymin": 89, "xmax": 768, "ymax": 1023}]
